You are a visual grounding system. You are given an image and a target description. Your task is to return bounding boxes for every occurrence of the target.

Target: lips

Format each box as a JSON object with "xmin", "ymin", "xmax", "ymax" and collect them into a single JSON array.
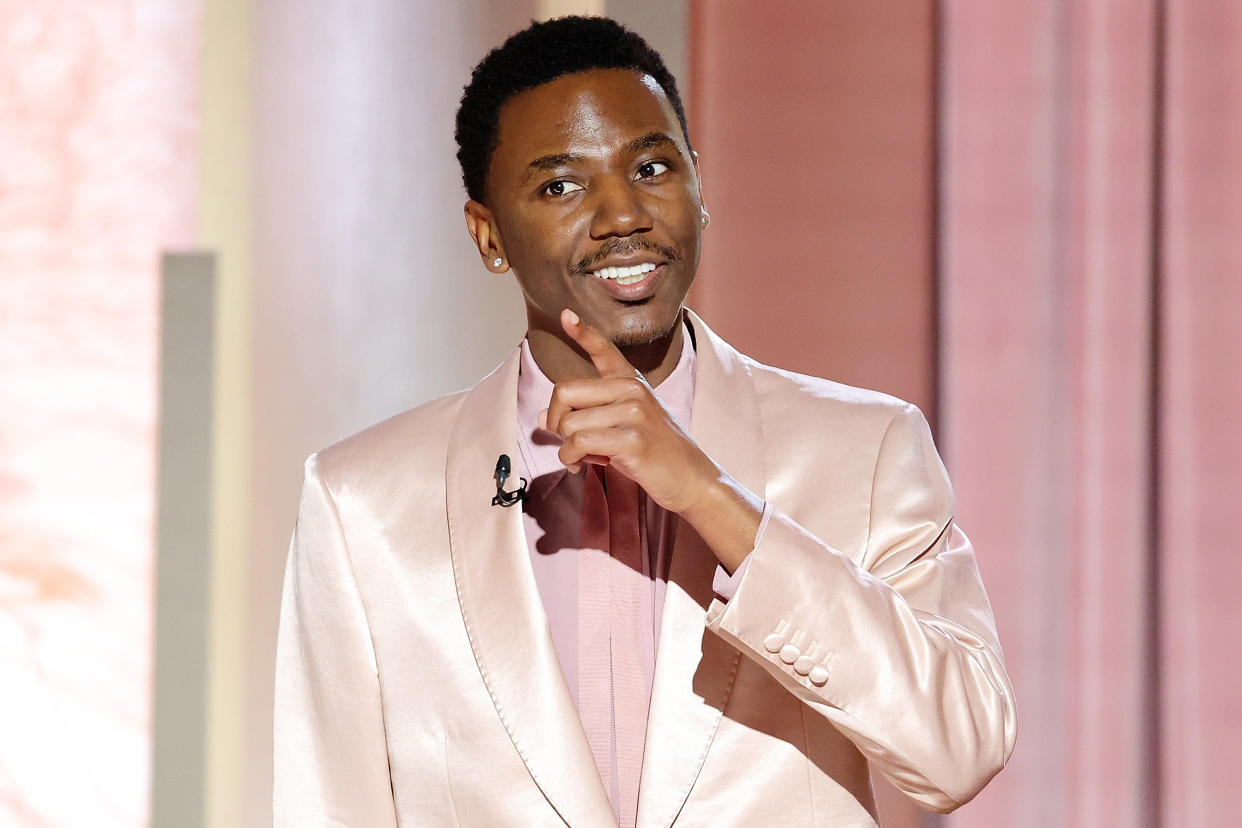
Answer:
[
  {"xmin": 591, "ymin": 261, "xmax": 657, "ymax": 285},
  {"xmin": 588, "ymin": 262, "xmax": 665, "ymax": 301}
]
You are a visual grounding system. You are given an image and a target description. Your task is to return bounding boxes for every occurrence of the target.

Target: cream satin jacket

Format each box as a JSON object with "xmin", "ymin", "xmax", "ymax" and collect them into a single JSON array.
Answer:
[{"xmin": 274, "ymin": 310, "xmax": 1017, "ymax": 827}]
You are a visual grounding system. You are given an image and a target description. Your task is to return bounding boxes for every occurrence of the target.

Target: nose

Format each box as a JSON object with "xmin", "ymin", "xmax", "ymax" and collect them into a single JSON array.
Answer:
[{"xmin": 588, "ymin": 175, "xmax": 654, "ymax": 240}]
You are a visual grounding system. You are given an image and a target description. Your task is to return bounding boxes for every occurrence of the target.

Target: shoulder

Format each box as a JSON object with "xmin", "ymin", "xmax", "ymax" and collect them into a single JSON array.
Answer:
[
  {"xmin": 738, "ymin": 354, "xmax": 953, "ymax": 552},
  {"xmin": 743, "ymin": 355, "xmax": 925, "ymax": 436},
  {"xmin": 739, "ymin": 354, "xmax": 944, "ymax": 506},
  {"xmin": 309, "ymin": 390, "xmax": 468, "ymax": 493},
  {"xmin": 688, "ymin": 310, "xmax": 916, "ymax": 427}
]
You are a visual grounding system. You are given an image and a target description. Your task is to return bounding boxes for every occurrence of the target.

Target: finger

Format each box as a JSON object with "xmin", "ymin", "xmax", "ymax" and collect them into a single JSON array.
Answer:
[
  {"xmin": 556, "ymin": 399, "xmax": 647, "ymax": 440},
  {"xmin": 561, "ymin": 308, "xmax": 638, "ymax": 379},
  {"xmin": 559, "ymin": 426, "xmax": 644, "ymax": 472},
  {"xmin": 563, "ymin": 453, "xmax": 610, "ymax": 474},
  {"xmin": 544, "ymin": 377, "xmax": 647, "ymax": 435}
]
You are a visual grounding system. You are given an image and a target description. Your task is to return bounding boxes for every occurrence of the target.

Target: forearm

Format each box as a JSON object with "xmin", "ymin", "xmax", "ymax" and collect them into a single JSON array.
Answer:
[{"xmin": 704, "ymin": 508, "xmax": 1016, "ymax": 811}]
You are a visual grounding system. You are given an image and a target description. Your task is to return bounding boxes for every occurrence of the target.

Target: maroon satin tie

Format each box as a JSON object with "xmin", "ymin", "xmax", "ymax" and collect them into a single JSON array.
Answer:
[{"xmin": 577, "ymin": 463, "xmax": 648, "ymax": 828}]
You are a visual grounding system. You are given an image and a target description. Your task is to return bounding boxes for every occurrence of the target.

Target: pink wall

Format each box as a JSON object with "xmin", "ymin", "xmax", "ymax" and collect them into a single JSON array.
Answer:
[{"xmin": 688, "ymin": 1, "xmax": 937, "ymax": 418}]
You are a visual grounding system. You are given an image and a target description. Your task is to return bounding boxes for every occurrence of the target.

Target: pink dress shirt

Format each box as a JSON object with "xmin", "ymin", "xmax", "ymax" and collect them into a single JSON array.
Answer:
[{"xmin": 513, "ymin": 324, "xmax": 757, "ymax": 820}]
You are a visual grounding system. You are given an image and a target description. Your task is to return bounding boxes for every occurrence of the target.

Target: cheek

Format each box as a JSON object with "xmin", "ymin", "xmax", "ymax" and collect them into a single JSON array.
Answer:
[
  {"xmin": 509, "ymin": 212, "xmax": 583, "ymax": 264},
  {"xmin": 658, "ymin": 200, "xmax": 702, "ymax": 257},
  {"xmin": 655, "ymin": 190, "xmax": 701, "ymax": 231}
]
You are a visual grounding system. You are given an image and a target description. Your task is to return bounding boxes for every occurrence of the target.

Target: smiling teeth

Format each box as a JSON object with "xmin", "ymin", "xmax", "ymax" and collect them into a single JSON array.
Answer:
[{"xmin": 593, "ymin": 262, "xmax": 657, "ymax": 285}]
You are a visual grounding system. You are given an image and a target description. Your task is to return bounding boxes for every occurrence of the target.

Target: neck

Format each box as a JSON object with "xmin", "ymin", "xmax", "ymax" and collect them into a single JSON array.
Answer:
[{"xmin": 526, "ymin": 315, "xmax": 685, "ymax": 387}]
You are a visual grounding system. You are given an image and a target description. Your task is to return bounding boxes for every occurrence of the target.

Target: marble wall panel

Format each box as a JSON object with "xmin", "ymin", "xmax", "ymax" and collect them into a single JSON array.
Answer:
[{"xmin": 0, "ymin": 2, "xmax": 201, "ymax": 824}]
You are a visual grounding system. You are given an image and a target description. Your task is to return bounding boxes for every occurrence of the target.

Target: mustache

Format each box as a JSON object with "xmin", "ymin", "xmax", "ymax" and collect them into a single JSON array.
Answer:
[{"xmin": 571, "ymin": 238, "xmax": 681, "ymax": 274}]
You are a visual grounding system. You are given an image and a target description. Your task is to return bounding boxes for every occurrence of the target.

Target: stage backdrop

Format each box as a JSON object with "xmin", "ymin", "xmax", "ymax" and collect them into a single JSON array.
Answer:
[{"xmin": 2, "ymin": 2, "xmax": 1237, "ymax": 827}]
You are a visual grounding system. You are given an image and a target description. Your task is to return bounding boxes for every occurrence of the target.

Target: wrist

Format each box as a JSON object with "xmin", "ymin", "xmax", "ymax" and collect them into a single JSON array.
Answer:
[{"xmin": 681, "ymin": 471, "xmax": 764, "ymax": 572}]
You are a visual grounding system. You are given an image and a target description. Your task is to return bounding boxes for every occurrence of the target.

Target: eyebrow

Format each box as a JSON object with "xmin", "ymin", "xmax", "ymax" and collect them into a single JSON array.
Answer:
[
  {"xmin": 621, "ymin": 131, "xmax": 679, "ymax": 156},
  {"xmin": 519, "ymin": 132, "xmax": 682, "ymax": 185}
]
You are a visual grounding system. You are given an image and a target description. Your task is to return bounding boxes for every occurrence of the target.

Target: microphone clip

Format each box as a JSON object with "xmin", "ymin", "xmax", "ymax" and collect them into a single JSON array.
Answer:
[{"xmin": 492, "ymin": 453, "xmax": 527, "ymax": 507}]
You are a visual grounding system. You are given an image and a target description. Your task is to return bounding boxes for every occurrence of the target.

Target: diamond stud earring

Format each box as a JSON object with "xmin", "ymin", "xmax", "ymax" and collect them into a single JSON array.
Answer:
[{"xmin": 493, "ymin": 257, "xmax": 503, "ymax": 267}]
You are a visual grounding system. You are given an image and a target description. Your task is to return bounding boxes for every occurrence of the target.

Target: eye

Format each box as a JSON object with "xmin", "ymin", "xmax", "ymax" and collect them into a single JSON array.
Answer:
[
  {"xmin": 635, "ymin": 160, "xmax": 671, "ymax": 180},
  {"xmin": 542, "ymin": 179, "xmax": 584, "ymax": 197}
]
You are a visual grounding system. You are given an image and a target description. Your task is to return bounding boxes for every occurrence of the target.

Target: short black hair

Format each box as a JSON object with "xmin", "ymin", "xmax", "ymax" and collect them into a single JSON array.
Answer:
[{"xmin": 455, "ymin": 15, "xmax": 691, "ymax": 204}]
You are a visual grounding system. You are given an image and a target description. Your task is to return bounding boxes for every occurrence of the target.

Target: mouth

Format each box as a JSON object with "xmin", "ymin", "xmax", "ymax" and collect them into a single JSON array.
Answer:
[
  {"xmin": 585, "ymin": 261, "xmax": 665, "ymax": 301},
  {"xmin": 589, "ymin": 261, "xmax": 659, "ymax": 285}
]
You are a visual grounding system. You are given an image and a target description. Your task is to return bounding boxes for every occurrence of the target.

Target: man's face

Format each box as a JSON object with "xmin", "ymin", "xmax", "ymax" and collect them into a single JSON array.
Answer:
[{"xmin": 474, "ymin": 68, "xmax": 704, "ymax": 348}]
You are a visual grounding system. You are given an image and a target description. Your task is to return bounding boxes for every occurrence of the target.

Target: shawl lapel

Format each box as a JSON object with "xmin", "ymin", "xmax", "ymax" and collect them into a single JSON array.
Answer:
[{"xmin": 446, "ymin": 348, "xmax": 616, "ymax": 827}]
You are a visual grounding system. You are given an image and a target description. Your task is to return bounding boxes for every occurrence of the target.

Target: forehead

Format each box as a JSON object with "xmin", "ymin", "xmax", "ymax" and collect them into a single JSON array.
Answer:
[{"xmin": 490, "ymin": 69, "xmax": 684, "ymax": 176}]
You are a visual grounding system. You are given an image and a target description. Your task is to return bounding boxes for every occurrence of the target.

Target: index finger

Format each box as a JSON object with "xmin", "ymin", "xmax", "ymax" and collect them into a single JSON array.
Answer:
[{"xmin": 561, "ymin": 308, "xmax": 639, "ymax": 379}]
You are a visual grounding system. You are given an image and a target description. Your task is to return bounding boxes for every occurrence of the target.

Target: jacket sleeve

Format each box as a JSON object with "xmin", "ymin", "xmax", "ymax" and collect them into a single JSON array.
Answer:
[
  {"xmin": 703, "ymin": 403, "xmax": 1017, "ymax": 813},
  {"xmin": 273, "ymin": 454, "xmax": 399, "ymax": 827}
]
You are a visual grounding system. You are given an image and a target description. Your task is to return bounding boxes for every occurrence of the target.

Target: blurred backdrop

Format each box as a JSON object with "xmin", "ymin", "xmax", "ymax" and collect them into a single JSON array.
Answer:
[{"xmin": 1, "ymin": 1, "xmax": 1238, "ymax": 826}]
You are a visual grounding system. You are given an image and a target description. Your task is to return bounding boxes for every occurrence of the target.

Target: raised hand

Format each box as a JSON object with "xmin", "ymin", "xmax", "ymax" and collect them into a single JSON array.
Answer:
[{"xmin": 539, "ymin": 308, "xmax": 763, "ymax": 570}]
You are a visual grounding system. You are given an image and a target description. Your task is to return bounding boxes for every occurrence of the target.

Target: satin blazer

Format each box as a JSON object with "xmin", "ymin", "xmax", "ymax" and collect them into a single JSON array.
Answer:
[{"xmin": 274, "ymin": 309, "xmax": 1017, "ymax": 827}]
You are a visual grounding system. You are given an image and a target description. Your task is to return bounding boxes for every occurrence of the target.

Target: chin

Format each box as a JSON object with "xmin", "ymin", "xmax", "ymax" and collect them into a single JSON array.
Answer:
[
  {"xmin": 612, "ymin": 329, "xmax": 662, "ymax": 349},
  {"xmin": 609, "ymin": 307, "xmax": 681, "ymax": 349}
]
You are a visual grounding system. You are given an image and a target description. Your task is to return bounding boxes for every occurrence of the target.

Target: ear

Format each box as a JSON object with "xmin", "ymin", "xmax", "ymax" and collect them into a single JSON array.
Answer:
[
  {"xmin": 690, "ymin": 150, "xmax": 710, "ymax": 227},
  {"xmin": 464, "ymin": 200, "xmax": 509, "ymax": 273}
]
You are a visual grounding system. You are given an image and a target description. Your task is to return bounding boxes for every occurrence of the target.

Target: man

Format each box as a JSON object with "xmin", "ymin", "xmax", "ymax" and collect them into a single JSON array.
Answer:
[{"xmin": 274, "ymin": 16, "xmax": 1016, "ymax": 828}]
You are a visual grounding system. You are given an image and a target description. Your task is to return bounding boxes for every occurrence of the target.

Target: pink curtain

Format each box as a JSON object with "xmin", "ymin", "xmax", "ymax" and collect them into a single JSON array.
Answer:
[
  {"xmin": 941, "ymin": 1, "xmax": 1241, "ymax": 826},
  {"xmin": 1158, "ymin": 2, "xmax": 1242, "ymax": 824},
  {"xmin": 688, "ymin": 1, "xmax": 937, "ymax": 418}
]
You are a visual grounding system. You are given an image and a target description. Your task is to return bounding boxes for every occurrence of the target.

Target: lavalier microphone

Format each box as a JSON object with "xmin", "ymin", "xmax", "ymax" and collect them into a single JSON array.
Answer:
[{"xmin": 492, "ymin": 454, "xmax": 527, "ymax": 507}]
